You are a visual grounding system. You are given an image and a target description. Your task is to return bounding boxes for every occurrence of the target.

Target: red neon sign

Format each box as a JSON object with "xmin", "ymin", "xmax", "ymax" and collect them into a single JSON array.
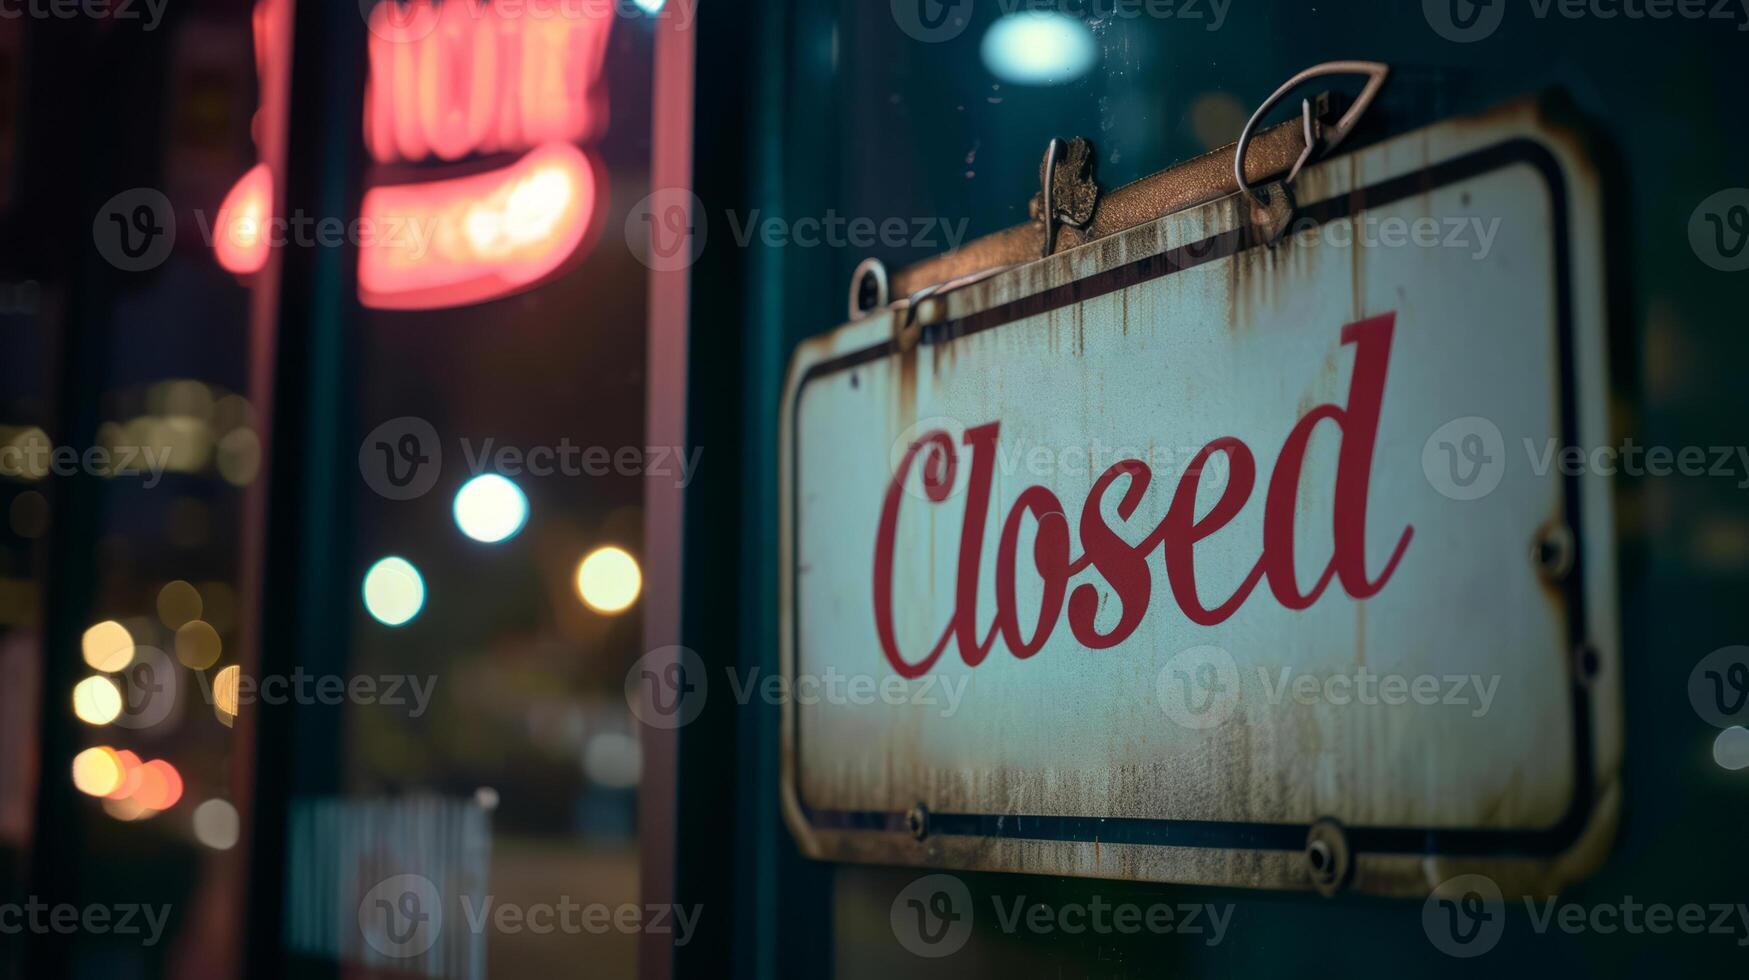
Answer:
[
  {"xmin": 357, "ymin": 141, "xmax": 596, "ymax": 310},
  {"xmin": 363, "ymin": 0, "xmax": 612, "ymax": 165},
  {"xmin": 212, "ymin": 0, "xmax": 291, "ymax": 277},
  {"xmin": 214, "ymin": 163, "xmax": 274, "ymax": 275},
  {"xmin": 216, "ymin": 0, "xmax": 612, "ymax": 309}
]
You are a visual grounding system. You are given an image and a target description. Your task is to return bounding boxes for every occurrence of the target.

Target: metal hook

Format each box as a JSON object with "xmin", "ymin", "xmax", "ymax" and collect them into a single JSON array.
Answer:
[
  {"xmin": 1041, "ymin": 137, "xmax": 1065, "ymax": 258},
  {"xmin": 1233, "ymin": 60, "xmax": 1389, "ymax": 207}
]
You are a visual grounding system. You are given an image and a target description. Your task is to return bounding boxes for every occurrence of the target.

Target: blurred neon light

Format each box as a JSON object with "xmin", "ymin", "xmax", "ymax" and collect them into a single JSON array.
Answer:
[
  {"xmin": 364, "ymin": 0, "xmax": 612, "ymax": 164},
  {"xmin": 214, "ymin": 163, "xmax": 274, "ymax": 275},
  {"xmin": 357, "ymin": 141, "xmax": 596, "ymax": 310},
  {"xmin": 211, "ymin": 0, "xmax": 290, "ymax": 278}
]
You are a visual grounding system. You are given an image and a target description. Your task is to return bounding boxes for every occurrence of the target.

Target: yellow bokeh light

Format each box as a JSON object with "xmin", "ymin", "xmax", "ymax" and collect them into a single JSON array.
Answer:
[
  {"xmin": 156, "ymin": 580, "xmax": 203, "ymax": 629},
  {"xmin": 72, "ymin": 676, "xmax": 123, "ymax": 725},
  {"xmin": 81, "ymin": 620, "xmax": 135, "ymax": 672},
  {"xmin": 175, "ymin": 620, "xmax": 222, "ymax": 670},
  {"xmin": 575, "ymin": 546, "xmax": 642, "ymax": 614},
  {"xmin": 71, "ymin": 746, "xmax": 124, "ymax": 797},
  {"xmin": 213, "ymin": 664, "xmax": 241, "ymax": 720}
]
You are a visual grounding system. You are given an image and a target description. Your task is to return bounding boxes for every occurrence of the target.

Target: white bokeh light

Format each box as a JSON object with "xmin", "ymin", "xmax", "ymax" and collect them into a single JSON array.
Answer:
[
  {"xmin": 363, "ymin": 556, "xmax": 426, "ymax": 627},
  {"xmin": 980, "ymin": 12, "xmax": 1097, "ymax": 86},
  {"xmin": 452, "ymin": 473, "xmax": 529, "ymax": 543}
]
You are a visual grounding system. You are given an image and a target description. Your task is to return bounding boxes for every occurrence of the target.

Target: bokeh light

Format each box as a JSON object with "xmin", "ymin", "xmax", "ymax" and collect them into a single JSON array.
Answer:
[
  {"xmin": 980, "ymin": 12, "xmax": 1097, "ymax": 86},
  {"xmin": 192, "ymin": 799, "xmax": 241, "ymax": 850},
  {"xmin": 575, "ymin": 546, "xmax": 641, "ymax": 613},
  {"xmin": 584, "ymin": 731, "xmax": 641, "ymax": 788},
  {"xmin": 214, "ymin": 664, "xmax": 242, "ymax": 721},
  {"xmin": 8, "ymin": 490, "xmax": 47, "ymax": 538},
  {"xmin": 132, "ymin": 759, "xmax": 184, "ymax": 811},
  {"xmin": 363, "ymin": 556, "xmax": 426, "ymax": 626},
  {"xmin": 81, "ymin": 620, "xmax": 135, "ymax": 672},
  {"xmin": 72, "ymin": 676, "xmax": 123, "ymax": 725},
  {"xmin": 175, "ymin": 620, "xmax": 223, "ymax": 669},
  {"xmin": 157, "ymin": 579, "xmax": 203, "ymax": 629},
  {"xmin": 1714, "ymin": 726, "xmax": 1749, "ymax": 771},
  {"xmin": 108, "ymin": 750, "xmax": 144, "ymax": 800},
  {"xmin": 71, "ymin": 746, "xmax": 124, "ymax": 797},
  {"xmin": 452, "ymin": 473, "xmax": 529, "ymax": 543}
]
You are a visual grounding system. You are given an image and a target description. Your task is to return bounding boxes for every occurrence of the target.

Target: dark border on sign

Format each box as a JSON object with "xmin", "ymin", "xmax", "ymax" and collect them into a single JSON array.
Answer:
[{"xmin": 787, "ymin": 137, "xmax": 1595, "ymax": 859}]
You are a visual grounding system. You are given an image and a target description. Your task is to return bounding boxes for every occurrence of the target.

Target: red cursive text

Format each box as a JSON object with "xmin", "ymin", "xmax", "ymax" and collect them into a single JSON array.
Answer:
[{"xmin": 872, "ymin": 313, "xmax": 1414, "ymax": 678}]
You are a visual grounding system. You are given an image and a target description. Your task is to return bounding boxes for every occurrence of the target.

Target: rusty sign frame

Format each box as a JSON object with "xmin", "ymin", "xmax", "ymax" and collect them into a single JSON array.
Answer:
[{"xmin": 778, "ymin": 96, "xmax": 1621, "ymax": 897}]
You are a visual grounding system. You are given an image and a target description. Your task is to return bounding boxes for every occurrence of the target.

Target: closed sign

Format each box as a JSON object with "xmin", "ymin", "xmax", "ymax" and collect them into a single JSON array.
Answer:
[{"xmin": 780, "ymin": 100, "xmax": 1620, "ymax": 896}]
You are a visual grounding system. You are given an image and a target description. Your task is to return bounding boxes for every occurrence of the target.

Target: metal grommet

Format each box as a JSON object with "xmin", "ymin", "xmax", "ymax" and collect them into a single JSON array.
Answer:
[
  {"xmin": 1305, "ymin": 818, "xmax": 1352, "ymax": 896},
  {"xmin": 1573, "ymin": 643, "xmax": 1603, "ymax": 687},
  {"xmin": 907, "ymin": 803, "xmax": 930, "ymax": 841},
  {"xmin": 1233, "ymin": 61, "xmax": 1390, "ymax": 207},
  {"xmin": 849, "ymin": 257, "xmax": 889, "ymax": 321},
  {"xmin": 1534, "ymin": 521, "xmax": 1576, "ymax": 585}
]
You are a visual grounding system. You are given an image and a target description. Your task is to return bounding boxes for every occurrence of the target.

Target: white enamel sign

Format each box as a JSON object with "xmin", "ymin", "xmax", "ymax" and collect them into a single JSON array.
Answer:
[{"xmin": 780, "ymin": 101, "xmax": 1620, "ymax": 895}]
